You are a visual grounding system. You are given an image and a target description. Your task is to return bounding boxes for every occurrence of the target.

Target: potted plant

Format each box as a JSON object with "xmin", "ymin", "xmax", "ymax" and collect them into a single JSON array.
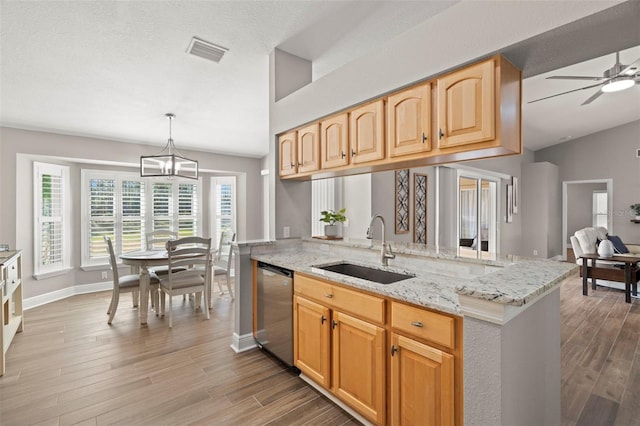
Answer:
[
  {"xmin": 631, "ymin": 204, "xmax": 640, "ymax": 220},
  {"xmin": 319, "ymin": 208, "xmax": 346, "ymax": 237}
]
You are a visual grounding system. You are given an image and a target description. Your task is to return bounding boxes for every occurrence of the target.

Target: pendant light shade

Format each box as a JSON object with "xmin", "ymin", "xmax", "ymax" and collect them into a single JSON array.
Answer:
[{"xmin": 140, "ymin": 113, "xmax": 198, "ymax": 179}]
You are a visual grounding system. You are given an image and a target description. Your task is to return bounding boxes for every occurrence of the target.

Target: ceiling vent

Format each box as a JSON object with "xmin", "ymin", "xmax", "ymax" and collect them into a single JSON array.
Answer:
[{"xmin": 186, "ymin": 37, "xmax": 228, "ymax": 63}]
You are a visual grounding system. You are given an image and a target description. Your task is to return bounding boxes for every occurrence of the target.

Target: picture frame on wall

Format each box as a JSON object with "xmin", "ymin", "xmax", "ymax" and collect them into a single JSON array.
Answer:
[
  {"xmin": 414, "ymin": 173, "xmax": 427, "ymax": 244},
  {"xmin": 512, "ymin": 176, "xmax": 518, "ymax": 214},
  {"xmin": 506, "ymin": 183, "xmax": 513, "ymax": 223},
  {"xmin": 395, "ymin": 169, "xmax": 410, "ymax": 234}
]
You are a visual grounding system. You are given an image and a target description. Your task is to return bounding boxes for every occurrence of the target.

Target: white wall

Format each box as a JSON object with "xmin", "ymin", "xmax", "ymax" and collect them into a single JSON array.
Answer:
[{"xmin": 1, "ymin": 126, "xmax": 263, "ymax": 299}]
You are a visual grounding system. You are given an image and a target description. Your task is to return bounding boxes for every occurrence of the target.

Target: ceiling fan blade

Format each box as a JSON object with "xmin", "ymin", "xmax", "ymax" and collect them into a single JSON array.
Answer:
[
  {"xmin": 618, "ymin": 56, "xmax": 640, "ymax": 76},
  {"xmin": 581, "ymin": 89, "xmax": 604, "ymax": 106},
  {"xmin": 527, "ymin": 82, "xmax": 604, "ymax": 104},
  {"xmin": 546, "ymin": 76, "xmax": 604, "ymax": 81}
]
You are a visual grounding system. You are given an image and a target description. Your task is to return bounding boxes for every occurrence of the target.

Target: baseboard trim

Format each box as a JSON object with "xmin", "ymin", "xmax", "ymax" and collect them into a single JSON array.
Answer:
[
  {"xmin": 230, "ymin": 332, "xmax": 257, "ymax": 353},
  {"xmin": 299, "ymin": 373, "xmax": 373, "ymax": 426},
  {"xmin": 24, "ymin": 282, "xmax": 112, "ymax": 310}
]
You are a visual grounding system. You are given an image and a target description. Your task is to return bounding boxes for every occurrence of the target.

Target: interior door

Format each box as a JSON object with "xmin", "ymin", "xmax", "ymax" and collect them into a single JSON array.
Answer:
[{"xmin": 458, "ymin": 175, "xmax": 497, "ymax": 259}]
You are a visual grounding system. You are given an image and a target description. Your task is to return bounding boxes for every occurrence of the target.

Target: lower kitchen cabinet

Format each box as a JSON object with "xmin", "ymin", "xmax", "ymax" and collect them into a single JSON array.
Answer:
[
  {"xmin": 332, "ymin": 310, "xmax": 386, "ymax": 424},
  {"xmin": 390, "ymin": 333, "xmax": 454, "ymax": 426},
  {"xmin": 293, "ymin": 295, "xmax": 330, "ymax": 387}
]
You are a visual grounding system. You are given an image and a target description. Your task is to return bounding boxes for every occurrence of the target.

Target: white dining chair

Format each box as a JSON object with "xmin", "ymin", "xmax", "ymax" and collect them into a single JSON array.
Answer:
[
  {"xmin": 104, "ymin": 236, "xmax": 159, "ymax": 325},
  {"xmin": 211, "ymin": 242, "xmax": 235, "ymax": 307},
  {"xmin": 159, "ymin": 236, "xmax": 211, "ymax": 328}
]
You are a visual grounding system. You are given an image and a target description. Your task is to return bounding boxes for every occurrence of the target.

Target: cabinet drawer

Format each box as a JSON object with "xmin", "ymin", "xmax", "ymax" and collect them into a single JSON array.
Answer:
[
  {"xmin": 295, "ymin": 274, "xmax": 385, "ymax": 324},
  {"xmin": 391, "ymin": 302, "xmax": 455, "ymax": 349}
]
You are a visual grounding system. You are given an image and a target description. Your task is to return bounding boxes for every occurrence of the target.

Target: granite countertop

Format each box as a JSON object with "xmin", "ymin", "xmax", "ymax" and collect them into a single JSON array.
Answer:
[{"xmin": 251, "ymin": 241, "xmax": 578, "ymax": 316}]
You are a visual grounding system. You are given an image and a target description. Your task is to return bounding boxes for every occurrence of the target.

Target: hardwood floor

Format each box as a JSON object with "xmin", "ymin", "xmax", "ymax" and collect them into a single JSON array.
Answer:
[
  {"xmin": 0, "ymin": 291, "xmax": 357, "ymax": 426},
  {"xmin": 561, "ymin": 275, "xmax": 640, "ymax": 426},
  {"xmin": 1, "ymin": 275, "xmax": 638, "ymax": 425}
]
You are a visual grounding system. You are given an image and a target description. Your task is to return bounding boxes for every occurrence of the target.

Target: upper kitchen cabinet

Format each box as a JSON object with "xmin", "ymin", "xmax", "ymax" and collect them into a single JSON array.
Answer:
[
  {"xmin": 436, "ymin": 55, "xmax": 521, "ymax": 159},
  {"xmin": 278, "ymin": 131, "xmax": 297, "ymax": 177},
  {"xmin": 297, "ymin": 123, "xmax": 320, "ymax": 174},
  {"xmin": 321, "ymin": 113, "xmax": 349, "ymax": 169},
  {"xmin": 437, "ymin": 59, "xmax": 494, "ymax": 148},
  {"xmin": 349, "ymin": 100, "xmax": 385, "ymax": 164},
  {"xmin": 387, "ymin": 83, "xmax": 431, "ymax": 158}
]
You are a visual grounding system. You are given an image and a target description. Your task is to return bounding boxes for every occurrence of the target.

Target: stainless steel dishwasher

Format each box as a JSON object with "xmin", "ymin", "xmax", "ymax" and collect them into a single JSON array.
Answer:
[{"xmin": 255, "ymin": 261, "xmax": 294, "ymax": 367}]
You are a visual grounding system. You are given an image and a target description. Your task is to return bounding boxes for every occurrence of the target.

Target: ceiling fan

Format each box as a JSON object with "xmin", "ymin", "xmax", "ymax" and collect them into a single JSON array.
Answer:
[{"xmin": 528, "ymin": 51, "xmax": 640, "ymax": 105}]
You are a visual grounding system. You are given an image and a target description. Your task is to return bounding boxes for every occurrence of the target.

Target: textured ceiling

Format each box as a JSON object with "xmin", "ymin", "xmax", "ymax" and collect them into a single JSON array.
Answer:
[{"xmin": 1, "ymin": 1, "xmax": 638, "ymax": 157}]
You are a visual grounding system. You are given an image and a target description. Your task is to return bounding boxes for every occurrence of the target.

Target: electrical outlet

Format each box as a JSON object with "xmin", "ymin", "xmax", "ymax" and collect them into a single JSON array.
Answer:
[
  {"xmin": 533, "ymin": 250, "xmax": 538, "ymax": 256},
  {"xmin": 101, "ymin": 271, "xmax": 108, "ymax": 280},
  {"xmin": 283, "ymin": 226, "xmax": 290, "ymax": 238}
]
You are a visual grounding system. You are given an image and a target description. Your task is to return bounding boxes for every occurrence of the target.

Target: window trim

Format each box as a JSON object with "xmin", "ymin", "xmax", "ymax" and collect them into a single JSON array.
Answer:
[{"xmin": 33, "ymin": 161, "xmax": 71, "ymax": 278}]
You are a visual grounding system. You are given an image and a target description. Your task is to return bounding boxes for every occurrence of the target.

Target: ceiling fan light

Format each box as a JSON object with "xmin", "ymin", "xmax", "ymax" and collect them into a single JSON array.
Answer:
[{"xmin": 601, "ymin": 77, "xmax": 635, "ymax": 93}]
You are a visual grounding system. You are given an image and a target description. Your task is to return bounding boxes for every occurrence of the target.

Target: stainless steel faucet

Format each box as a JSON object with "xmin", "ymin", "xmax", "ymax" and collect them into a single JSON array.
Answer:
[{"xmin": 366, "ymin": 214, "xmax": 395, "ymax": 266}]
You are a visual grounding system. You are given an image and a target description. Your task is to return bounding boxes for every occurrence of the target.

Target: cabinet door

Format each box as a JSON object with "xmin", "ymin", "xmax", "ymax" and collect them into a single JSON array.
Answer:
[
  {"xmin": 321, "ymin": 113, "xmax": 349, "ymax": 169},
  {"xmin": 349, "ymin": 100, "xmax": 385, "ymax": 164},
  {"xmin": 297, "ymin": 124, "xmax": 320, "ymax": 173},
  {"xmin": 332, "ymin": 311, "xmax": 386, "ymax": 425},
  {"xmin": 278, "ymin": 131, "xmax": 297, "ymax": 176},
  {"xmin": 387, "ymin": 84, "xmax": 431, "ymax": 158},
  {"xmin": 437, "ymin": 59, "xmax": 495, "ymax": 148},
  {"xmin": 390, "ymin": 333, "xmax": 454, "ymax": 426},
  {"xmin": 293, "ymin": 295, "xmax": 331, "ymax": 388}
]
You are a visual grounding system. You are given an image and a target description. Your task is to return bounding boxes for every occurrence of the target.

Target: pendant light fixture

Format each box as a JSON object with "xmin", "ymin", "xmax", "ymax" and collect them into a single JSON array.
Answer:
[{"xmin": 140, "ymin": 113, "xmax": 198, "ymax": 179}]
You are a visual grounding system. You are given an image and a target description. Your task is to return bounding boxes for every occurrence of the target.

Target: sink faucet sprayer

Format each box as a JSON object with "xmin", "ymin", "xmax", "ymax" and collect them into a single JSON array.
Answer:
[{"xmin": 366, "ymin": 214, "xmax": 395, "ymax": 266}]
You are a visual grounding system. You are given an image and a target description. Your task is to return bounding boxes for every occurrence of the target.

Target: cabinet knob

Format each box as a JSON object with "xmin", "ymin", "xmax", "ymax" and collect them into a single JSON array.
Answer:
[
  {"xmin": 439, "ymin": 128, "xmax": 445, "ymax": 140},
  {"xmin": 411, "ymin": 321, "xmax": 424, "ymax": 328},
  {"xmin": 422, "ymin": 132, "xmax": 427, "ymax": 143},
  {"xmin": 290, "ymin": 162, "xmax": 295, "ymax": 169},
  {"xmin": 332, "ymin": 320, "xmax": 338, "ymax": 329},
  {"xmin": 390, "ymin": 345, "xmax": 398, "ymax": 356},
  {"xmin": 297, "ymin": 162, "xmax": 302, "ymax": 167},
  {"xmin": 340, "ymin": 151, "xmax": 346, "ymax": 159},
  {"xmin": 351, "ymin": 149, "xmax": 356, "ymax": 157},
  {"xmin": 325, "ymin": 294, "xmax": 333, "ymax": 299},
  {"xmin": 321, "ymin": 315, "xmax": 326, "ymax": 324}
]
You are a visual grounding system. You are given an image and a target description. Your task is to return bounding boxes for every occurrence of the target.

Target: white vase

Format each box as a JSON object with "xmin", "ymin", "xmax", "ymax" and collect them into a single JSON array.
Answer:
[
  {"xmin": 597, "ymin": 239, "xmax": 614, "ymax": 258},
  {"xmin": 324, "ymin": 224, "xmax": 338, "ymax": 237},
  {"xmin": 635, "ymin": 215, "xmax": 640, "ymax": 221}
]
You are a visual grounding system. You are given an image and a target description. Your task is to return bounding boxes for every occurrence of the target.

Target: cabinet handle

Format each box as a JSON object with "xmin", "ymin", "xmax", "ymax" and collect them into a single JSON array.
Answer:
[
  {"xmin": 390, "ymin": 345, "xmax": 398, "ymax": 356},
  {"xmin": 351, "ymin": 149, "xmax": 356, "ymax": 157},
  {"xmin": 411, "ymin": 321, "xmax": 424, "ymax": 328},
  {"xmin": 439, "ymin": 128, "xmax": 444, "ymax": 140},
  {"xmin": 325, "ymin": 294, "xmax": 333, "ymax": 299},
  {"xmin": 297, "ymin": 162, "xmax": 302, "ymax": 167},
  {"xmin": 290, "ymin": 162, "xmax": 295, "ymax": 169},
  {"xmin": 332, "ymin": 320, "xmax": 338, "ymax": 329},
  {"xmin": 422, "ymin": 132, "xmax": 427, "ymax": 143},
  {"xmin": 321, "ymin": 315, "xmax": 326, "ymax": 324},
  {"xmin": 340, "ymin": 151, "xmax": 346, "ymax": 159}
]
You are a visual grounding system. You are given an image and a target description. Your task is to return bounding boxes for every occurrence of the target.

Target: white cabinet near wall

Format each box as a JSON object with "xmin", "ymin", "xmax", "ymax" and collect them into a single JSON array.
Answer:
[{"xmin": 1, "ymin": 250, "xmax": 24, "ymax": 376}]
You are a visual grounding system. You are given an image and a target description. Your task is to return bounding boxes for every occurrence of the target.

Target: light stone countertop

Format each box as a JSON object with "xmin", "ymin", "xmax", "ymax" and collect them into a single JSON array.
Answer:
[{"xmin": 250, "ymin": 239, "xmax": 578, "ymax": 316}]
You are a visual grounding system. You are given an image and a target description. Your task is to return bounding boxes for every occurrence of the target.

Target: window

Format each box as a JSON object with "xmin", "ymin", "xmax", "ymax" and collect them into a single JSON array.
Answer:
[
  {"xmin": 82, "ymin": 170, "xmax": 200, "ymax": 267},
  {"xmin": 211, "ymin": 177, "xmax": 236, "ymax": 249},
  {"xmin": 311, "ymin": 177, "xmax": 343, "ymax": 237},
  {"xmin": 34, "ymin": 162, "xmax": 70, "ymax": 277},
  {"xmin": 593, "ymin": 191, "xmax": 608, "ymax": 228}
]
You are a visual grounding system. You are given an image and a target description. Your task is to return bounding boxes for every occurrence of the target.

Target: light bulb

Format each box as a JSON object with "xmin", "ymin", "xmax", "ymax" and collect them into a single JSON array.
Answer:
[{"xmin": 601, "ymin": 77, "xmax": 635, "ymax": 93}]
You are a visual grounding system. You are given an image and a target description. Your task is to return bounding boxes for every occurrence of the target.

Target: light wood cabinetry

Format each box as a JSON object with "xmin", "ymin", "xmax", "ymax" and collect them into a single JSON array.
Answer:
[
  {"xmin": 350, "ymin": 99, "xmax": 385, "ymax": 164},
  {"xmin": 294, "ymin": 273, "xmax": 386, "ymax": 424},
  {"xmin": 390, "ymin": 333, "xmax": 454, "ymax": 426},
  {"xmin": 437, "ymin": 59, "xmax": 495, "ymax": 148},
  {"xmin": 293, "ymin": 273, "xmax": 462, "ymax": 425},
  {"xmin": 278, "ymin": 54, "xmax": 521, "ymax": 180},
  {"xmin": 297, "ymin": 123, "xmax": 320, "ymax": 173},
  {"xmin": 387, "ymin": 83, "xmax": 431, "ymax": 158},
  {"xmin": 1, "ymin": 250, "xmax": 24, "ymax": 376},
  {"xmin": 278, "ymin": 131, "xmax": 297, "ymax": 177},
  {"xmin": 390, "ymin": 301, "xmax": 457, "ymax": 426},
  {"xmin": 321, "ymin": 113, "xmax": 349, "ymax": 169}
]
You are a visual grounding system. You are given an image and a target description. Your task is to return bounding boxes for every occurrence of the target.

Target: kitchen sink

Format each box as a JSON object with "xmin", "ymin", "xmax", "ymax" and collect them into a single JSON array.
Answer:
[{"xmin": 315, "ymin": 262, "xmax": 413, "ymax": 284}]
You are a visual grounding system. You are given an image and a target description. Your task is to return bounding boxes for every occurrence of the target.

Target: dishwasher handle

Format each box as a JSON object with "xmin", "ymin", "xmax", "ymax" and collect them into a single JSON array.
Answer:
[{"xmin": 257, "ymin": 261, "xmax": 293, "ymax": 279}]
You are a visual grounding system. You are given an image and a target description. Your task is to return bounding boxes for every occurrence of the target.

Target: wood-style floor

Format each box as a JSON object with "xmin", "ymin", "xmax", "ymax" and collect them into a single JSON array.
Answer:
[
  {"xmin": 1, "ymin": 275, "xmax": 638, "ymax": 425},
  {"xmin": 0, "ymin": 291, "xmax": 357, "ymax": 426}
]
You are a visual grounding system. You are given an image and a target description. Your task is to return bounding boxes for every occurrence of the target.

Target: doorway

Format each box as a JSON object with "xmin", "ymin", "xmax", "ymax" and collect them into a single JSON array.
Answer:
[{"xmin": 457, "ymin": 173, "xmax": 498, "ymax": 260}]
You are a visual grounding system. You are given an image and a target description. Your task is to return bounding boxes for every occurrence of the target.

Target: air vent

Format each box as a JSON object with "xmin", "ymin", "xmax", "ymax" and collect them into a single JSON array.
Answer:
[
  {"xmin": 186, "ymin": 37, "xmax": 228, "ymax": 63},
  {"xmin": 636, "ymin": 148, "xmax": 640, "ymax": 158}
]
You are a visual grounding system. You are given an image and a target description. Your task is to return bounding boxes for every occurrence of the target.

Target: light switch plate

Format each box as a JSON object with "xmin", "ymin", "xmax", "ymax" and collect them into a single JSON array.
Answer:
[{"xmin": 283, "ymin": 226, "xmax": 290, "ymax": 238}]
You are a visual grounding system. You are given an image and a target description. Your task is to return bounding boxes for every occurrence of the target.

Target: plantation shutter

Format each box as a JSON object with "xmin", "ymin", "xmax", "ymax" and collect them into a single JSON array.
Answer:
[
  {"xmin": 122, "ymin": 180, "xmax": 145, "ymax": 252},
  {"xmin": 89, "ymin": 178, "xmax": 115, "ymax": 258},
  {"xmin": 152, "ymin": 182, "xmax": 173, "ymax": 231},
  {"xmin": 178, "ymin": 183, "xmax": 198, "ymax": 237}
]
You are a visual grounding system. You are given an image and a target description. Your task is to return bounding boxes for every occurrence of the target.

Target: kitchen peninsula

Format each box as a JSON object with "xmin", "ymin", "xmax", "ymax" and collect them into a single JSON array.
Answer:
[{"xmin": 232, "ymin": 238, "xmax": 577, "ymax": 425}]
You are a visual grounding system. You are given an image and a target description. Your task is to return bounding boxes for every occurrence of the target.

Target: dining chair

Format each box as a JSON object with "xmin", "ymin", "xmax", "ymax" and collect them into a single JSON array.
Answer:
[
  {"xmin": 104, "ymin": 236, "xmax": 159, "ymax": 325},
  {"xmin": 211, "ymin": 242, "xmax": 235, "ymax": 306},
  {"xmin": 159, "ymin": 236, "xmax": 212, "ymax": 328}
]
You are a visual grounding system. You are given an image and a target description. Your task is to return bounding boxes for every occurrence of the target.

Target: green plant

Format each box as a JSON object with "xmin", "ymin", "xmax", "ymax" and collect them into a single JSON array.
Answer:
[
  {"xmin": 631, "ymin": 204, "xmax": 640, "ymax": 215},
  {"xmin": 319, "ymin": 208, "xmax": 346, "ymax": 225}
]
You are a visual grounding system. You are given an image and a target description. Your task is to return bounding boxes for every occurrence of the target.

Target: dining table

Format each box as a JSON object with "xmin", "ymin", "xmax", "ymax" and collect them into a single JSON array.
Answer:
[{"xmin": 120, "ymin": 248, "xmax": 215, "ymax": 325}]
